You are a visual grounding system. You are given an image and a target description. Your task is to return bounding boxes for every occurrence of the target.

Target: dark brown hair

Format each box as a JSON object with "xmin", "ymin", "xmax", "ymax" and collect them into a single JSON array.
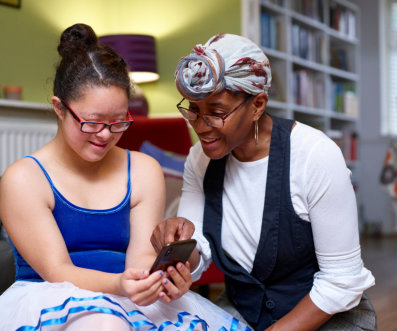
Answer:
[{"xmin": 53, "ymin": 23, "xmax": 131, "ymax": 103}]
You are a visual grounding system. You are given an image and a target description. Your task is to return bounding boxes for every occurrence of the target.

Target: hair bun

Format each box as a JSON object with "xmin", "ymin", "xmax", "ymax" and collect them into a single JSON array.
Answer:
[{"xmin": 58, "ymin": 23, "xmax": 98, "ymax": 58}]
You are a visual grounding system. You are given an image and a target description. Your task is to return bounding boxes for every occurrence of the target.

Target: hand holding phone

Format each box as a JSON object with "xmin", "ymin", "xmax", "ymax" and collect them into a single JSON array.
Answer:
[{"xmin": 149, "ymin": 239, "xmax": 197, "ymax": 274}]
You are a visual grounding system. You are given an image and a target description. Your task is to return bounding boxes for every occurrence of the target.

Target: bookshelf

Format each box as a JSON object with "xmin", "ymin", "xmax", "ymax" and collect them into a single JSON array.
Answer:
[{"xmin": 241, "ymin": 0, "xmax": 360, "ymax": 165}]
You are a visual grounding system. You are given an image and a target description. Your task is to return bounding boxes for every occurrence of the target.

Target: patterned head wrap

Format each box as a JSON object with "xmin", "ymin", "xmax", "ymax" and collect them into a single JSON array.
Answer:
[{"xmin": 175, "ymin": 33, "xmax": 272, "ymax": 101}]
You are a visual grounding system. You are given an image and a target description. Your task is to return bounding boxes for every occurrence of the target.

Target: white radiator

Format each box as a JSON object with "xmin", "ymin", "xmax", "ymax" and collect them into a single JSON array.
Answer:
[{"xmin": 0, "ymin": 121, "xmax": 57, "ymax": 176}]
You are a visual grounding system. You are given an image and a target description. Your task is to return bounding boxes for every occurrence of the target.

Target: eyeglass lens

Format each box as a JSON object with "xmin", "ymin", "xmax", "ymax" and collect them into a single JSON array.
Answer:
[{"xmin": 81, "ymin": 122, "xmax": 131, "ymax": 133}]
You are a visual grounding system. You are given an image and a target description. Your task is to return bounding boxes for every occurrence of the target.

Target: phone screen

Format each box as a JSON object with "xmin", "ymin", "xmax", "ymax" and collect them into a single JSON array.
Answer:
[{"xmin": 149, "ymin": 239, "xmax": 197, "ymax": 273}]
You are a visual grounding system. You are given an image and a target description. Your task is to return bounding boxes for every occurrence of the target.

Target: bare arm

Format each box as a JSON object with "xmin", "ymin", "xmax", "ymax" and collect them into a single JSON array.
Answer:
[
  {"xmin": 126, "ymin": 151, "xmax": 166, "ymax": 270},
  {"xmin": 266, "ymin": 294, "xmax": 331, "ymax": 331},
  {"xmin": 126, "ymin": 152, "xmax": 194, "ymax": 302}
]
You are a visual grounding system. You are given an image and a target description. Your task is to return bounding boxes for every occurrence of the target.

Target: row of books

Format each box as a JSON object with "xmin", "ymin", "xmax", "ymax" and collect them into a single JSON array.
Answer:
[
  {"xmin": 329, "ymin": 3, "xmax": 356, "ymax": 38},
  {"xmin": 326, "ymin": 129, "xmax": 358, "ymax": 162},
  {"xmin": 330, "ymin": 48, "xmax": 348, "ymax": 71},
  {"xmin": 292, "ymin": 69, "xmax": 324, "ymax": 108},
  {"xmin": 291, "ymin": 70, "xmax": 359, "ymax": 117},
  {"xmin": 331, "ymin": 81, "xmax": 358, "ymax": 116},
  {"xmin": 262, "ymin": 0, "xmax": 356, "ymax": 38},
  {"xmin": 291, "ymin": 23, "xmax": 325, "ymax": 63},
  {"xmin": 290, "ymin": 0, "xmax": 324, "ymax": 22},
  {"xmin": 260, "ymin": 12, "xmax": 282, "ymax": 50},
  {"xmin": 263, "ymin": 0, "xmax": 284, "ymax": 6}
]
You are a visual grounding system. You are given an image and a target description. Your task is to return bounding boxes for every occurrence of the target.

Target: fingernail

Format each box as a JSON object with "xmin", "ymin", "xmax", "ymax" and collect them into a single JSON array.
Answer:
[
  {"xmin": 159, "ymin": 271, "xmax": 163, "ymax": 276},
  {"xmin": 177, "ymin": 263, "xmax": 184, "ymax": 269},
  {"xmin": 169, "ymin": 267, "xmax": 174, "ymax": 273},
  {"xmin": 163, "ymin": 279, "xmax": 169, "ymax": 285}
]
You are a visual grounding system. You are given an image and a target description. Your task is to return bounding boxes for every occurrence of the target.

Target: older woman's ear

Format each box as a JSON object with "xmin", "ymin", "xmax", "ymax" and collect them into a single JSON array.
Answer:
[{"xmin": 252, "ymin": 92, "xmax": 268, "ymax": 121}]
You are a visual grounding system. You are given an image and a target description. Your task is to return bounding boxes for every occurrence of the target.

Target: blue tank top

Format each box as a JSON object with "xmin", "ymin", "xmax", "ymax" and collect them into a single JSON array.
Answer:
[{"xmin": 11, "ymin": 150, "xmax": 131, "ymax": 281}]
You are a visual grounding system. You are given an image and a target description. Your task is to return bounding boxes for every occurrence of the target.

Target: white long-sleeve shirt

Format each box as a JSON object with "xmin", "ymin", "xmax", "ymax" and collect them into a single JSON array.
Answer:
[{"xmin": 177, "ymin": 121, "xmax": 375, "ymax": 315}]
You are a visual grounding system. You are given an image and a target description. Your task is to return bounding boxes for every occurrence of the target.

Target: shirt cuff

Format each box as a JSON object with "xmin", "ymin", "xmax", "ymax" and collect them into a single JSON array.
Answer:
[
  {"xmin": 310, "ymin": 247, "xmax": 375, "ymax": 314},
  {"xmin": 190, "ymin": 254, "xmax": 205, "ymax": 282}
]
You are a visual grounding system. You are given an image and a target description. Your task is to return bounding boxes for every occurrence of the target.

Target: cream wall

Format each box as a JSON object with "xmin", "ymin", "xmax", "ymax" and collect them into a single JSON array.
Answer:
[{"xmin": 0, "ymin": 0, "xmax": 241, "ymax": 115}]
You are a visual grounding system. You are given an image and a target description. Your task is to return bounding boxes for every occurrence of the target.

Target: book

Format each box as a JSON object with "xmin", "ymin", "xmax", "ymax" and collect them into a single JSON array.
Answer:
[
  {"xmin": 268, "ymin": 70, "xmax": 285, "ymax": 101},
  {"xmin": 343, "ymin": 91, "xmax": 359, "ymax": 117}
]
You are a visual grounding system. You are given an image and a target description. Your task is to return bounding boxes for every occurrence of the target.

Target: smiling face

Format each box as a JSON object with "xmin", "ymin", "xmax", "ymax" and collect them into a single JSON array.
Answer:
[
  {"xmin": 54, "ymin": 85, "xmax": 129, "ymax": 163},
  {"xmin": 188, "ymin": 90, "xmax": 265, "ymax": 160}
]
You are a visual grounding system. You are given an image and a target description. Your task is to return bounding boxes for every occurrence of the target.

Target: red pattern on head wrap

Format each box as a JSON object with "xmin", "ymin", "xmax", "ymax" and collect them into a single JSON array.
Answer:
[
  {"xmin": 232, "ymin": 57, "xmax": 267, "ymax": 78},
  {"xmin": 232, "ymin": 57, "xmax": 256, "ymax": 67},
  {"xmin": 209, "ymin": 33, "xmax": 226, "ymax": 45},
  {"xmin": 233, "ymin": 85, "xmax": 246, "ymax": 93},
  {"xmin": 252, "ymin": 82, "xmax": 265, "ymax": 89},
  {"xmin": 194, "ymin": 46, "xmax": 206, "ymax": 56},
  {"xmin": 250, "ymin": 65, "xmax": 267, "ymax": 77}
]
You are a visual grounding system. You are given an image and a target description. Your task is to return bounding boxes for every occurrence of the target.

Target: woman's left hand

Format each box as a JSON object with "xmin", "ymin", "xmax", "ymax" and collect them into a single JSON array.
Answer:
[{"xmin": 158, "ymin": 261, "xmax": 193, "ymax": 302}]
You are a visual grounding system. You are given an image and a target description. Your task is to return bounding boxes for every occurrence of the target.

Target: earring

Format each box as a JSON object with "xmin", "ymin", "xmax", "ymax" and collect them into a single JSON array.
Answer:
[{"xmin": 254, "ymin": 120, "xmax": 259, "ymax": 146}]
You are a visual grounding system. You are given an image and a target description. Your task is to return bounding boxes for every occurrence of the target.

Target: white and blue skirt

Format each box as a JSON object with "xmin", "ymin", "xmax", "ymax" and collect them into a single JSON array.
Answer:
[{"xmin": 0, "ymin": 281, "xmax": 251, "ymax": 330}]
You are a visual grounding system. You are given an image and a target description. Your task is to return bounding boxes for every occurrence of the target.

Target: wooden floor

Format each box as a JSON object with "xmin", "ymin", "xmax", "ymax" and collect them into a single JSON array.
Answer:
[
  {"xmin": 361, "ymin": 235, "xmax": 397, "ymax": 331},
  {"xmin": 195, "ymin": 235, "xmax": 397, "ymax": 330}
]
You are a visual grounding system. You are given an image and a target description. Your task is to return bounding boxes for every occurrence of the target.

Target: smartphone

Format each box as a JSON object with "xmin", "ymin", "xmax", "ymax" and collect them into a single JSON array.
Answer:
[{"xmin": 149, "ymin": 239, "xmax": 197, "ymax": 274}]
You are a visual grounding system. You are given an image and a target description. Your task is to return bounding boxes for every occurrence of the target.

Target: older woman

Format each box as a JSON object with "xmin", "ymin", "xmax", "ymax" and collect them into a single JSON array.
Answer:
[{"xmin": 151, "ymin": 33, "xmax": 376, "ymax": 330}]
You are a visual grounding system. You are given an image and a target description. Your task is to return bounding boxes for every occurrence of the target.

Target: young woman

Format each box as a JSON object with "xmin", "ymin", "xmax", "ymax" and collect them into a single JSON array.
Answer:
[
  {"xmin": 151, "ymin": 33, "xmax": 376, "ymax": 330},
  {"xmin": 0, "ymin": 25, "xmax": 250, "ymax": 330}
]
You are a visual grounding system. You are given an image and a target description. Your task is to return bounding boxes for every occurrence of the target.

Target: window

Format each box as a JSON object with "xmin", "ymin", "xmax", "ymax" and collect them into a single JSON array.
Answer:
[{"xmin": 382, "ymin": 0, "xmax": 397, "ymax": 135}]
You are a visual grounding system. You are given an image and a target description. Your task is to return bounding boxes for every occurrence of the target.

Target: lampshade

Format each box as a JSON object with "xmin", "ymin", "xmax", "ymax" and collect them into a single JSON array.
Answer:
[{"xmin": 99, "ymin": 34, "xmax": 159, "ymax": 84}]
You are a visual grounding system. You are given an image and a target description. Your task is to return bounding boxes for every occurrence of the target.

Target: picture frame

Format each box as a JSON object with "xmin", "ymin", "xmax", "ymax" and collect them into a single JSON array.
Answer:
[{"xmin": 0, "ymin": 0, "xmax": 21, "ymax": 8}]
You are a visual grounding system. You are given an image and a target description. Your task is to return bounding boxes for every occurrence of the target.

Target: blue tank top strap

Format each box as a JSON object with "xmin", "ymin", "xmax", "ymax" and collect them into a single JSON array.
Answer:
[
  {"xmin": 24, "ymin": 155, "xmax": 56, "ymax": 189},
  {"xmin": 126, "ymin": 149, "xmax": 131, "ymax": 193}
]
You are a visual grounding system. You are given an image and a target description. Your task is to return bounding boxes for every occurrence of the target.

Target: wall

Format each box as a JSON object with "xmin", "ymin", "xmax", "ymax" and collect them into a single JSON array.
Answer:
[
  {"xmin": 0, "ymin": 0, "xmax": 241, "ymax": 115},
  {"xmin": 350, "ymin": 0, "xmax": 395, "ymax": 234}
]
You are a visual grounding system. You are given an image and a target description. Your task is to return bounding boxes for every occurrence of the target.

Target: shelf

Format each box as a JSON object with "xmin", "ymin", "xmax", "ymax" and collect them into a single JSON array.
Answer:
[
  {"xmin": 293, "ymin": 104, "xmax": 327, "ymax": 116},
  {"xmin": 0, "ymin": 99, "xmax": 52, "ymax": 112},
  {"xmin": 327, "ymin": 27, "xmax": 359, "ymax": 44},
  {"xmin": 328, "ymin": 67, "xmax": 358, "ymax": 81},
  {"xmin": 267, "ymin": 100, "xmax": 288, "ymax": 109},
  {"xmin": 242, "ymin": 0, "xmax": 360, "ymax": 162},
  {"xmin": 260, "ymin": 0, "xmax": 285, "ymax": 14},
  {"xmin": 327, "ymin": 111, "xmax": 358, "ymax": 122},
  {"xmin": 261, "ymin": 47, "xmax": 288, "ymax": 60},
  {"xmin": 289, "ymin": 10, "xmax": 326, "ymax": 31},
  {"xmin": 291, "ymin": 56, "xmax": 327, "ymax": 72}
]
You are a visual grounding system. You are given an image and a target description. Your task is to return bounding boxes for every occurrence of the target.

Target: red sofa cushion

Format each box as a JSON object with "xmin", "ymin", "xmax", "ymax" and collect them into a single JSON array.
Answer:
[{"xmin": 117, "ymin": 115, "xmax": 192, "ymax": 154}]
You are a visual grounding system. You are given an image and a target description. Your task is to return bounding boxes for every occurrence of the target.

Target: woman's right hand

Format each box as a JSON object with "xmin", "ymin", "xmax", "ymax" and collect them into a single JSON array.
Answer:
[
  {"xmin": 119, "ymin": 268, "xmax": 164, "ymax": 306},
  {"xmin": 150, "ymin": 217, "xmax": 195, "ymax": 253}
]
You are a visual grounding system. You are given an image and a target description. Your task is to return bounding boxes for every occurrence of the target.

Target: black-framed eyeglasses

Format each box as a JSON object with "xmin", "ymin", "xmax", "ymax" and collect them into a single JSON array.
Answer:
[
  {"xmin": 60, "ymin": 100, "xmax": 134, "ymax": 134},
  {"xmin": 176, "ymin": 97, "xmax": 249, "ymax": 128}
]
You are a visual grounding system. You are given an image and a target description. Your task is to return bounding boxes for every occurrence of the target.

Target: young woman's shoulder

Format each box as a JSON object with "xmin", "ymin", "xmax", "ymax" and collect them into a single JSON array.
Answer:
[
  {"xmin": 128, "ymin": 149, "xmax": 163, "ymax": 173},
  {"xmin": 1, "ymin": 156, "xmax": 45, "ymax": 190},
  {"xmin": 0, "ymin": 155, "xmax": 55, "ymax": 215},
  {"xmin": 127, "ymin": 149, "xmax": 165, "ymax": 188}
]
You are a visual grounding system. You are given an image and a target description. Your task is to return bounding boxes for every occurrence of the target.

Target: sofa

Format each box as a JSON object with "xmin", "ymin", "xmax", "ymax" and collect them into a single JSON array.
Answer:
[
  {"xmin": 0, "ymin": 221, "xmax": 15, "ymax": 294},
  {"xmin": 0, "ymin": 115, "xmax": 224, "ymax": 295},
  {"xmin": 117, "ymin": 116, "xmax": 224, "ymax": 294}
]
